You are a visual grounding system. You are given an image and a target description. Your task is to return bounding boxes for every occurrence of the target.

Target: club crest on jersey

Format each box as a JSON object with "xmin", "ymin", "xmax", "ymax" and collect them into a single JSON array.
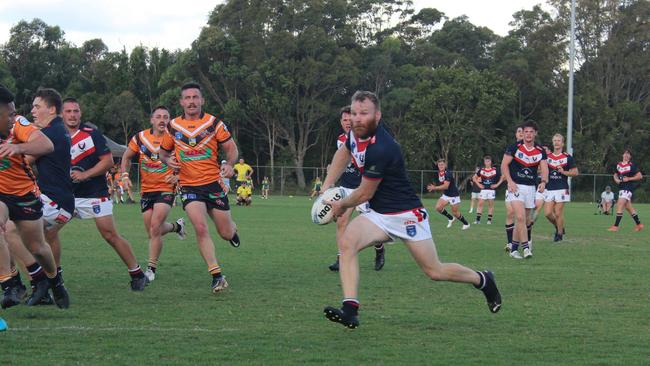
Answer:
[
  {"xmin": 151, "ymin": 153, "xmax": 158, "ymax": 160},
  {"xmin": 518, "ymin": 152, "xmax": 524, "ymax": 159},
  {"xmin": 406, "ymin": 225, "xmax": 417, "ymax": 237},
  {"xmin": 140, "ymin": 145, "xmax": 147, "ymax": 153},
  {"xmin": 175, "ymin": 132, "xmax": 182, "ymax": 140},
  {"xmin": 78, "ymin": 142, "xmax": 86, "ymax": 150},
  {"xmin": 189, "ymin": 138, "xmax": 197, "ymax": 146}
]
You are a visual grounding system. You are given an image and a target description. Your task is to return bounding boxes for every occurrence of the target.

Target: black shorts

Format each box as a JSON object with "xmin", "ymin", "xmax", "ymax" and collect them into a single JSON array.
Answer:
[
  {"xmin": 0, "ymin": 192, "xmax": 43, "ymax": 221},
  {"xmin": 181, "ymin": 182, "xmax": 230, "ymax": 211},
  {"xmin": 140, "ymin": 191, "xmax": 175, "ymax": 212}
]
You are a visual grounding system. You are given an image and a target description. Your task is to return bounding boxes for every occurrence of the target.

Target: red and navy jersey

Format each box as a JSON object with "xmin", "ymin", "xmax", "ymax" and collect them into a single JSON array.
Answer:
[
  {"xmin": 337, "ymin": 133, "xmax": 361, "ymax": 189},
  {"xmin": 70, "ymin": 123, "xmax": 111, "ymax": 198},
  {"xmin": 615, "ymin": 161, "xmax": 640, "ymax": 191},
  {"xmin": 35, "ymin": 117, "xmax": 74, "ymax": 213},
  {"xmin": 438, "ymin": 170, "xmax": 459, "ymax": 197},
  {"xmin": 476, "ymin": 167, "xmax": 501, "ymax": 189},
  {"xmin": 504, "ymin": 142, "xmax": 547, "ymax": 186},
  {"xmin": 546, "ymin": 152, "xmax": 575, "ymax": 191},
  {"xmin": 345, "ymin": 123, "xmax": 422, "ymax": 214}
]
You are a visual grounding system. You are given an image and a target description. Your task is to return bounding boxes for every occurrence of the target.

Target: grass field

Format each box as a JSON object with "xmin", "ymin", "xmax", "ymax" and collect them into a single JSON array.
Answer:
[{"xmin": 1, "ymin": 196, "xmax": 648, "ymax": 365}]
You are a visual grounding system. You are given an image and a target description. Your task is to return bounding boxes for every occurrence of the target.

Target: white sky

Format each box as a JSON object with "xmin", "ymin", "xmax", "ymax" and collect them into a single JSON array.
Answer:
[{"xmin": 0, "ymin": 0, "xmax": 548, "ymax": 51}]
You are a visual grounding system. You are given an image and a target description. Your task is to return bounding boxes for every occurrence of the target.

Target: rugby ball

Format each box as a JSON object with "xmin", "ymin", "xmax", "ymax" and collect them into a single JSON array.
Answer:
[{"xmin": 311, "ymin": 187, "xmax": 347, "ymax": 225}]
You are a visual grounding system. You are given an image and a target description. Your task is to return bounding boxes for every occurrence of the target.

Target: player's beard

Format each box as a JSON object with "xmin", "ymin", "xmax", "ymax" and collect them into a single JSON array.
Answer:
[{"xmin": 355, "ymin": 117, "xmax": 378, "ymax": 139}]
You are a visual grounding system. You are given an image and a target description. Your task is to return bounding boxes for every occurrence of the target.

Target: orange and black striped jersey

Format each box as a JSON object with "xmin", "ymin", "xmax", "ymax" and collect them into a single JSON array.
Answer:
[
  {"xmin": 161, "ymin": 113, "xmax": 231, "ymax": 187},
  {"xmin": 0, "ymin": 116, "xmax": 39, "ymax": 196},
  {"xmin": 128, "ymin": 129, "xmax": 174, "ymax": 193}
]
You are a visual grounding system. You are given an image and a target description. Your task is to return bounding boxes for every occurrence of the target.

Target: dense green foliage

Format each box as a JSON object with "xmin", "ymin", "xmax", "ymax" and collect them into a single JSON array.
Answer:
[
  {"xmin": 1, "ymin": 197, "xmax": 648, "ymax": 364},
  {"xmin": 1, "ymin": 0, "xmax": 648, "ymax": 185}
]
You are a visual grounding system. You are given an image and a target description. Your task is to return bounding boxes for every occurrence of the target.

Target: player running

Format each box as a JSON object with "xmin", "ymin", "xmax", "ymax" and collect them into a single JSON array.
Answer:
[
  {"xmin": 0, "ymin": 86, "xmax": 69, "ymax": 309},
  {"xmin": 61, "ymin": 97, "xmax": 148, "ymax": 291},
  {"xmin": 504, "ymin": 126, "xmax": 524, "ymax": 253},
  {"xmin": 159, "ymin": 82, "xmax": 241, "ymax": 293},
  {"xmin": 608, "ymin": 149, "xmax": 643, "ymax": 232},
  {"xmin": 322, "ymin": 91, "xmax": 501, "ymax": 329},
  {"xmin": 427, "ymin": 159, "xmax": 470, "ymax": 230},
  {"xmin": 472, "ymin": 155, "xmax": 503, "ymax": 225},
  {"xmin": 120, "ymin": 105, "xmax": 186, "ymax": 282},
  {"xmin": 324, "ymin": 105, "xmax": 385, "ymax": 273},
  {"xmin": 544, "ymin": 134, "xmax": 578, "ymax": 242},
  {"xmin": 501, "ymin": 121, "xmax": 548, "ymax": 259}
]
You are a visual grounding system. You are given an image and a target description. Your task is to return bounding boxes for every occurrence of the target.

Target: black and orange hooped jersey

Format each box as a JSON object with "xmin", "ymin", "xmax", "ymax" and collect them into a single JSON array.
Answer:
[
  {"xmin": 161, "ymin": 113, "xmax": 231, "ymax": 187},
  {"xmin": 128, "ymin": 129, "xmax": 174, "ymax": 193},
  {"xmin": 0, "ymin": 116, "xmax": 39, "ymax": 196}
]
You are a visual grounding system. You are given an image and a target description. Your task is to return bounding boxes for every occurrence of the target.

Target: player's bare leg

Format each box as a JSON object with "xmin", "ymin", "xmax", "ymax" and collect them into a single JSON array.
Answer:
[
  {"xmin": 208, "ymin": 205, "xmax": 239, "ymax": 247},
  {"xmin": 44, "ymin": 225, "xmax": 65, "ymax": 267},
  {"xmin": 544, "ymin": 201, "xmax": 557, "ymax": 233},
  {"xmin": 509, "ymin": 200, "xmax": 527, "ymax": 259},
  {"xmin": 94, "ymin": 215, "xmax": 147, "ymax": 290},
  {"xmin": 329, "ymin": 207, "xmax": 354, "ymax": 271},
  {"xmin": 450, "ymin": 203, "xmax": 470, "ymax": 230},
  {"xmin": 436, "ymin": 199, "xmax": 455, "ymax": 228},
  {"xmin": 475, "ymin": 198, "xmax": 484, "ymax": 224},
  {"xmin": 143, "ymin": 203, "xmax": 176, "ymax": 281},
  {"xmin": 185, "ymin": 202, "xmax": 228, "ymax": 293},
  {"xmin": 487, "ymin": 199, "xmax": 494, "ymax": 224}
]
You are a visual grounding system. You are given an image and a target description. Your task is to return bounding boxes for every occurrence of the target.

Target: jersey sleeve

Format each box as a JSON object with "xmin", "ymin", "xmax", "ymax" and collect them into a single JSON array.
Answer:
[
  {"xmin": 12, "ymin": 120, "xmax": 39, "ymax": 143},
  {"xmin": 363, "ymin": 145, "xmax": 389, "ymax": 180},
  {"xmin": 127, "ymin": 136, "xmax": 139, "ymax": 153},
  {"xmin": 444, "ymin": 171, "xmax": 452, "ymax": 183},
  {"xmin": 565, "ymin": 155, "xmax": 575, "ymax": 169},
  {"xmin": 504, "ymin": 144, "xmax": 517, "ymax": 156},
  {"xmin": 630, "ymin": 163, "xmax": 639, "ymax": 175},
  {"xmin": 216, "ymin": 121, "xmax": 232, "ymax": 144},
  {"xmin": 91, "ymin": 129, "xmax": 111, "ymax": 156},
  {"xmin": 540, "ymin": 147, "xmax": 548, "ymax": 160},
  {"xmin": 161, "ymin": 131, "xmax": 175, "ymax": 151},
  {"xmin": 344, "ymin": 131, "xmax": 352, "ymax": 150}
]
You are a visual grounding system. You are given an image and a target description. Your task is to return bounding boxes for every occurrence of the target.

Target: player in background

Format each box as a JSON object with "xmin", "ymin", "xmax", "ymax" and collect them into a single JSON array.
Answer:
[
  {"xmin": 323, "ymin": 106, "xmax": 385, "ymax": 273},
  {"xmin": 504, "ymin": 126, "xmax": 524, "ymax": 253},
  {"xmin": 233, "ymin": 158, "xmax": 253, "ymax": 190},
  {"xmin": 528, "ymin": 145, "xmax": 551, "ymax": 247},
  {"xmin": 472, "ymin": 156, "xmax": 503, "ymax": 225},
  {"xmin": 544, "ymin": 134, "xmax": 578, "ymax": 242},
  {"xmin": 236, "ymin": 181, "xmax": 252, "ymax": 206},
  {"xmin": 322, "ymin": 91, "xmax": 501, "ymax": 329},
  {"xmin": 62, "ymin": 98, "xmax": 148, "ymax": 291},
  {"xmin": 501, "ymin": 121, "xmax": 548, "ymax": 259},
  {"xmin": 427, "ymin": 159, "xmax": 470, "ymax": 230},
  {"xmin": 600, "ymin": 186, "xmax": 614, "ymax": 214},
  {"xmin": 608, "ymin": 149, "xmax": 643, "ymax": 232},
  {"xmin": 120, "ymin": 105, "xmax": 186, "ymax": 282},
  {"xmin": 0, "ymin": 85, "xmax": 69, "ymax": 309},
  {"xmin": 159, "ymin": 82, "xmax": 241, "ymax": 293},
  {"xmin": 261, "ymin": 176, "xmax": 270, "ymax": 199},
  {"xmin": 309, "ymin": 177, "xmax": 322, "ymax": 199},
  {"xmin": 468, "ymin": 166, "xmax": 481, "ymax": 214}
]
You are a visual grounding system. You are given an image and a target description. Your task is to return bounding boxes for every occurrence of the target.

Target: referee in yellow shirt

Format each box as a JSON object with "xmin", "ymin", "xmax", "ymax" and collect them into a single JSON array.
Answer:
[{"xmin": 233, "ymin": 158, "xmax": 253, "ymax": 190}]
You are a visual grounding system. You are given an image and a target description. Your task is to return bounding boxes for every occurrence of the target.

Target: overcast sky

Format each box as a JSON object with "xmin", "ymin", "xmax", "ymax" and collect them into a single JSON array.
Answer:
[{"xmin": 1, "ymin": 0, "xmax": 548, "ymax": 51}]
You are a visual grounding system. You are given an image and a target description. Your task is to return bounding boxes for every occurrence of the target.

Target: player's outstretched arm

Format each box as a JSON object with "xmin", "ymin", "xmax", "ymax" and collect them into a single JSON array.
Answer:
[
  {"xmin": 120, "ymin": 148, "xmax": 137, "ymax": 189},
  {"xmin": 322, "ymin": 145, "xmax": 351, "ymax": 190},
  {"xmin": 220, "ymin": 139, "xmax": 239, "ymax": 178},
  {"xmin": 328, "ymin": 177, "xmax": 381, "ymax": 218},
  {"xmin": 0, "ymin": 130, "xmax": 54, "ymax": 158}
]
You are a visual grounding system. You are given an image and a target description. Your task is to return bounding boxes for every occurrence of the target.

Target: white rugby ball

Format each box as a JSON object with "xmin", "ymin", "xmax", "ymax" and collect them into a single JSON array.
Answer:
[{"xmin": 311, "ymin": 187, "xmax": 347, "ymax": 225}]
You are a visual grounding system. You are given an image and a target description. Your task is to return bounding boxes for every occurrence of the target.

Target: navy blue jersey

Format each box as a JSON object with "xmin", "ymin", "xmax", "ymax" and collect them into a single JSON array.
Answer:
[
  {"xmin": 70, "ymin": 123, "xmax": 111, "ymax": 198},
  {"xmin": 36, "ymin": 117, "xmax": 74, "ymax": 212},
  {"xmin": 546, "ymin": 152, "xmax": 575, "ymax": 191},
  {"xmin": 437, "ymin": 170, "xmax": 460, "ymax": 197},
  {"xmin": 504, "ymin": 142, "xmax": 547, "ymax": 186},
  {"xmin": 337, "ymin": 133, "xmax": 361, "ymax": 189},
  {"xmin": 345, "ymin": 123, "xmax": 422, "ymax": 214},
  {"xmin": 476, "ymin": 167, "xmax": 501, "ymax": 189},
  {"xmin": 615, "ymin": 161, "xmax": 640, "ymax": 191}
]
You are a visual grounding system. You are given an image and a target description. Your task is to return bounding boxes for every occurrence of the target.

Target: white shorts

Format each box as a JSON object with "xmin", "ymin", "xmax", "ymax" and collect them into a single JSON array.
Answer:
[
  {"xmin": 471, "ymin": 192, "xmax": 479, "ymax": 199},
  {"xmin": 544, "ymin": 189, "xmax": 570, "ymax": 203},
  {"xmin": 41, "ymin": 194, "xmax": 73, "ymax": 228},
  {"xmin": 535, "ymin": 190, "xmax": 545, "ymax": 201},
  {"xmin": 340, "ymin": 187, "xmax": 370, "ymax": 213},
  {"xmin": 363, "ymin": 208, "xmax": 432, "ymax": 242},
  {"xmin": 74, "ymin": 197, "xmax": 113, "ymax": 219},
  {"xmin": 505, "ymin": 184, "xmax": 537, "ymax": 209},
  {"xmin": 479, "ymin": 189, "xmax": 496, "ymax": 200},
  {"xmin": 441, "ymin": 195, "xmax": 461, "ymax": 206},
  {"xmin": 618, "ymin": 190, "xmax": 633, "ymax": 201}
]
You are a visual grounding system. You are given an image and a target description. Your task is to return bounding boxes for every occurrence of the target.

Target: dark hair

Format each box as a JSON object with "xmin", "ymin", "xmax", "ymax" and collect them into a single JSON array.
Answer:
[
  {"xmin": 62, "ymin": 97, "xmax": 79, "ymax": 105},
  {"xmin": 437, "ymin": 158, "xmax": 446, "ymax": 163},
  {"xmin": 351, "ymin": 90, "xmax": 380, "ymax": 110},
  {"xmin": 521, "ymin": 120, "xmax": 538, "ymax": 131},
  {"xmin": 181, "ymin": 82, "xmax": 201, "ymax": 93},
  {"xmin": 339, "ymin": 105, "xmax": 351, "ymax": 117},
  {"xmin": 151, "ymin": 105, "xmax": 169, "ymax": 116},
  {"xmin": 34, "ymin": 88, "xmax": 63, "ymax": 114},
  {"xmin": 0, "ymin": 85, "xmax": 14, "ymax": 104},
  {"xmin": 483, "ymin": 155, "xmax": 492, "ymax": 161},
  {"xmin": 623, "ymin": 148, "xmax": 632, "ymax": 157}
]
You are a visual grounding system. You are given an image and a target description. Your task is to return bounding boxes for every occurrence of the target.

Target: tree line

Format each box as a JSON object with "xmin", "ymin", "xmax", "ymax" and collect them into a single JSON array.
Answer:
[{"xmin": 1, "ymin": 0, "xmax": 647, "ymax": 189}]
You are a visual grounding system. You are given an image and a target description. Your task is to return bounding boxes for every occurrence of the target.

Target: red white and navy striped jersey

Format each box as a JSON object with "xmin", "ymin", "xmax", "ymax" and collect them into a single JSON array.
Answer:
[
  {"xmin": 345, "ymin": 123, "xmax": 422, "ymax": 214},
  {"xmin": 70, "ymin": 123, "xmax": 111, "ymax": 198},
  {"xmin": 546, "ymin": 152, "xmax": 575, "ymax": 191},
  {"xmin": 337, "ymin": 133, "xmax": 361, "ymax": 189},
  {"xmin": 476, "ymin": 167, "xmax": 501, "ymax": 189},
  {"xmin": 615, "ymin": 161, "xmax": 640, "ymax": 191},
  {"xmin": 438, "ymin": 169, "xmax": 460, "ymax": 197},
  {"xmin": 504, "ymin": 142, "xmax": 547, "ymax": 186}
]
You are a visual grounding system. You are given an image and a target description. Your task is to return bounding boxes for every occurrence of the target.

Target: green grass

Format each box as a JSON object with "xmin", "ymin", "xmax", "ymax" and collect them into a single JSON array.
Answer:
[{"xmin": 1, "ymin": 196, "xmax": 648, "ymax": 365}]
